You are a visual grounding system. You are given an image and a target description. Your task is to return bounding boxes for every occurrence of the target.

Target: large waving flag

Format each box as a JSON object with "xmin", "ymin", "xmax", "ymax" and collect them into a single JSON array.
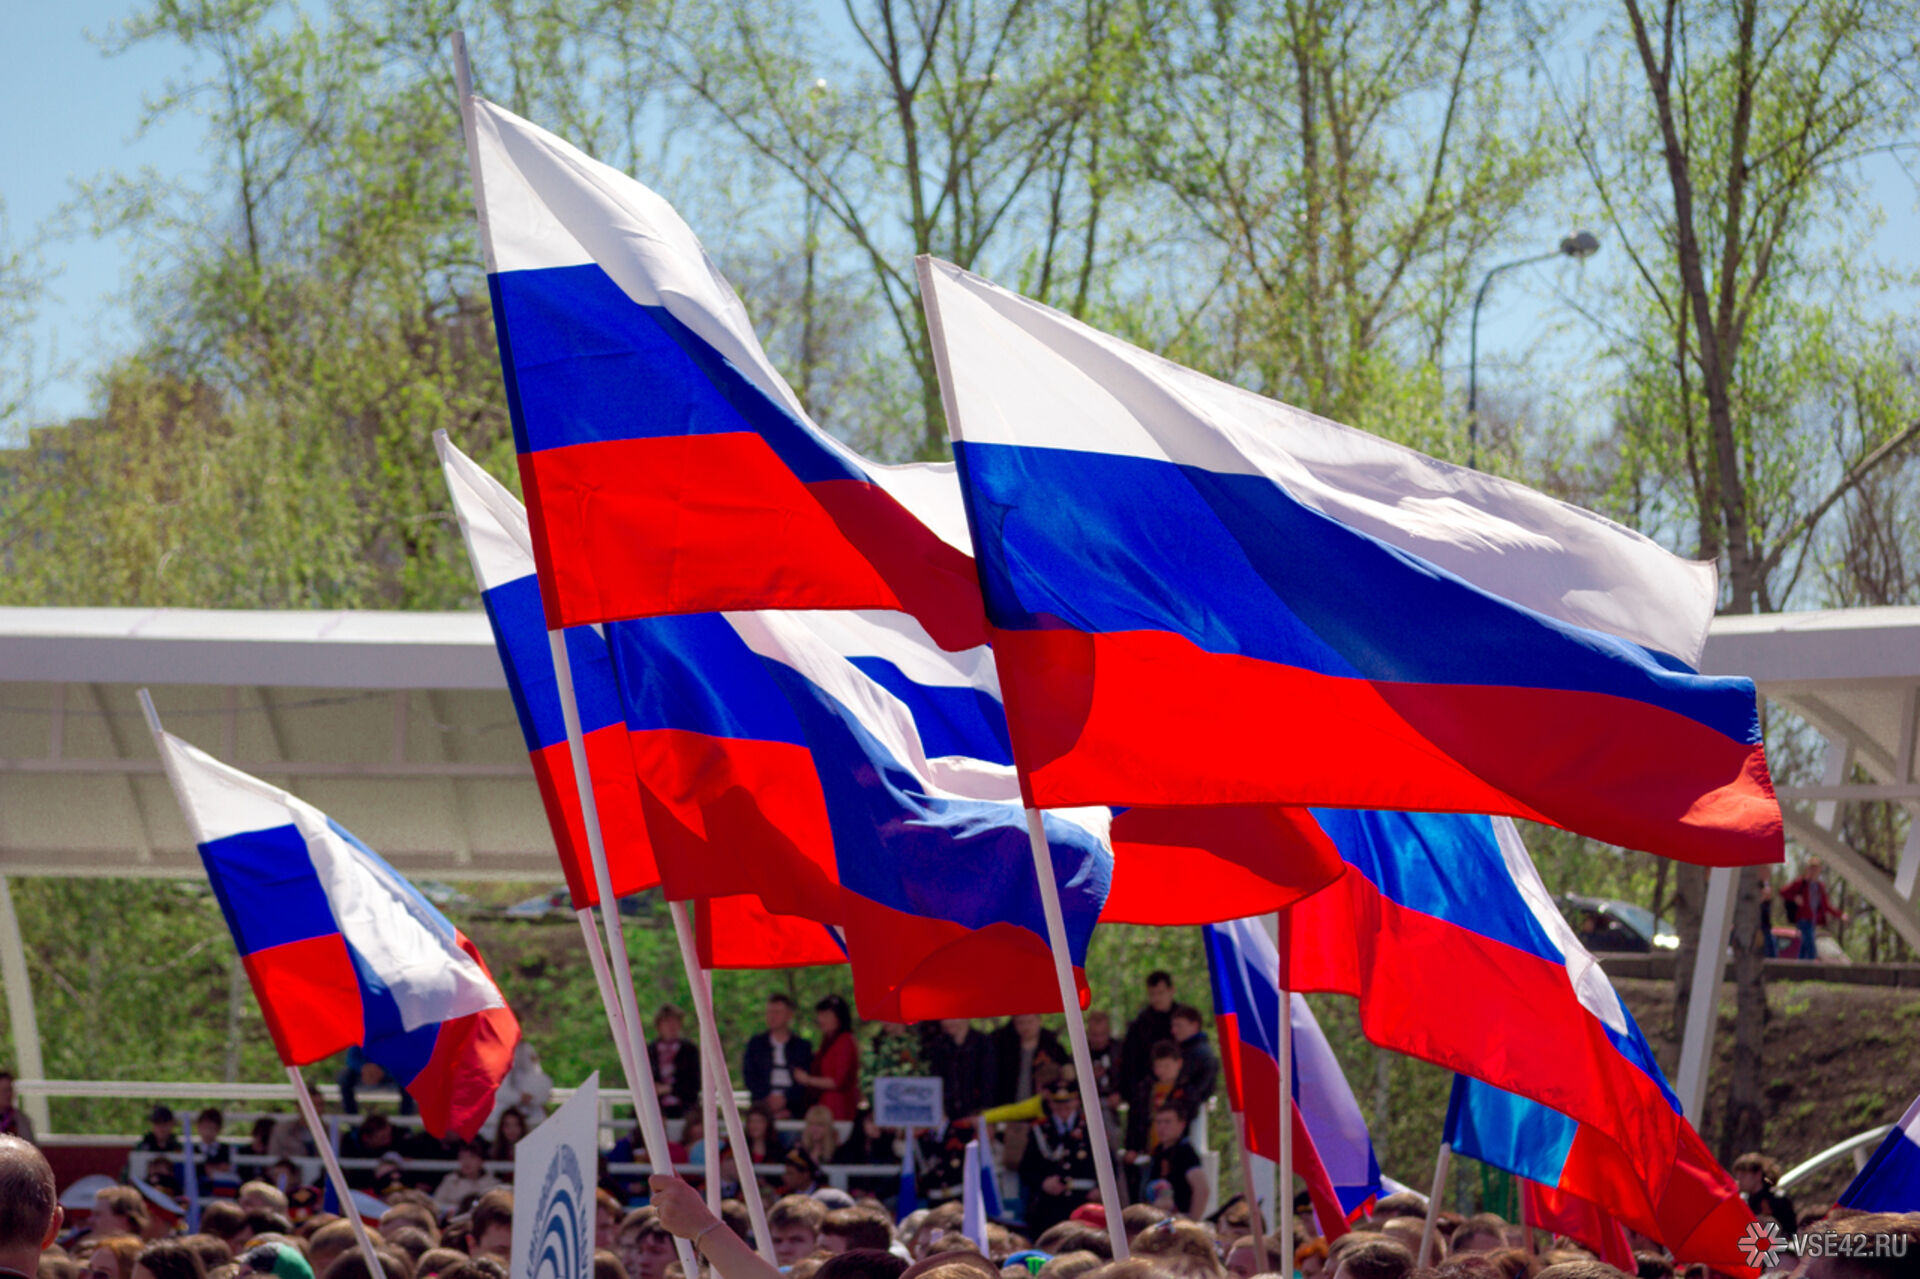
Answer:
[
  {"xmin": 918, "ymin": 258, "xmax": 1781, "ymax": 866},
  {"xmin": 1838, "ymin": 1090, "xmax": 1920, "ymax": 1211},
  {"xmin": 151, "ymin": 728, "xmax": 518, "ymax": 1138},
  {"xmin": 1280, "ymin": 810, "xmax": 1756, "ymax": 1270},
  {"xmin": 467, "ymin": 95, "xmax": 983, "ymax": 651},
  {"xmin": 441, "ymin": 435, "xmax": 845, "ymax": 971},
  {"xmin": 1204, "ymin": 919, "xmax": 1381, "ymax": 1235}
]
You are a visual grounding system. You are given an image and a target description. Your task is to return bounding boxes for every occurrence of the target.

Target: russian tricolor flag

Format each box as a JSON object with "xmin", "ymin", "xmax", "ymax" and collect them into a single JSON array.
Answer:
[
  {"xmin": 1281, "ymin": 810, "xmax": 1757, "ymax": 1270},
  {"xmin": 918, "ymin": 258, "xmax": 1782, "ymax": 867},
  {"xmin": 152, "ymin": 728, "xmax": 518, "ymax": 1139},
  {"xmin": 467, "ymin": 95, "xmax": 984, "ymax": 652},
  {"xmin": 1839, "ymin": 1090, "xmax": 1920, "ymax": 1211},
  {"xmin": 1204, "ymin": 918, "xmax": 1381, "ymax": 1236},
  {"xmin": 441, "ymin": 434, "xmax": 846, "ymax": 970}
]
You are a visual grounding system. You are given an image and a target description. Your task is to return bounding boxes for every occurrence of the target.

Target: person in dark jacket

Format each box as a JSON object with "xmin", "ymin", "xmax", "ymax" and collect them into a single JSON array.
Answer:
[
  {"xmin": 742, "ymin": 993, "xmax": 814, "ymax": 1119},
  {"xmin": 1119, "ymin": 971, "xmax": 1178, "ymax": 1100},
  {"xmin": 1019, "ymin": 1077, "xmax": 1100, "ymax": 1236},
  {"xmin": 924, "ymin": 1019, "xmax": 997, "ymax": 1119},
  {"xmin": 651, "ymin": 1005, "xmax": 701, "ymax": 1120},
  {"xmin": 1732, "ymin": 1152, "xmax": 1797, "ymax": 1238},
  {"xmin": 1170, "ymin": 1005, "xmax": 1218, "ymax": 1108},
  {"xmin": 991, "ymin": 1014, "xmax": 1066, "ymax": 1106}
]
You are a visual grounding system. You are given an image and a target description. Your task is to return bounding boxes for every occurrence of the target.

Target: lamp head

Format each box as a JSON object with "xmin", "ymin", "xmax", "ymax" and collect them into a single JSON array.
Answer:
[{"xmin": 1560, "ymin": 230, "xmax": 1601, "ymax": 259}]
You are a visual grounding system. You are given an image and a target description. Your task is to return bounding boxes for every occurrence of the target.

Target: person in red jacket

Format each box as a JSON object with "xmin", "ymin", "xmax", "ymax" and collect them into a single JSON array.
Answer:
[
  {"xmin": 1781, "ymin": 857, "xmax": 1846, "ymax": 959},
  {"xmin": 794, "ymin": 994, "xmax": 861, "ymax": 1120}
]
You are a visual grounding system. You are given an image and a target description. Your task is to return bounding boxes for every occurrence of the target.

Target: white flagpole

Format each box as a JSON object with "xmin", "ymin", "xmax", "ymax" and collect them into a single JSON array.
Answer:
[
  {"xmin": 1233, "ymin": 1111, "xmax": 1271, "ymax": 1273},
  {"xmin": 702, "ymin": 1053, "xmax": 722, "ymax": 1213},
  {"xmin": 547, "ymin": 631, "xmax": 698, "ymax": 1276},
  {"xmin": 669, "ymin": 900, "xmax": 777, "ymax": 1262},
  {"xmin": 1023, "ymin": 809, "xmax": 1130, "ymax": 1260},
  {"xmin": 1269, "ymin": 913, "xmax": 1294, "ymax": 1248},
  {"xmin": 576, "ymin": 908, "xmax": 645, "ymax": 1131},
  {"xmin": 1418, "ymin": 1137, "xmax": 1451, "ymax": 1266},
  {"xmin": 448, "ymin": 29, "xmax": 693, "ymax": 1272},
  {"xmin": 135, "ymin": 690, "xmax": 386, "ymax": 1279}
]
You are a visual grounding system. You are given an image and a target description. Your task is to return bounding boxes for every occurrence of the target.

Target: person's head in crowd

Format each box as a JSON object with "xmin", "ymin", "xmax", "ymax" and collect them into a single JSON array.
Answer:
[
  {"xmin": 1378, "ymin": 1218, "xmax": 1432, "ymax": 1261},
  {"xmin": 1145, "ymin": 972, "xmax": 1175, "ymax": 1013},
  {"xmin": 1373, "ymin": 1195, "xmax": 1427, "ymax": 1223},
  {"xmin": 1436, "ymin": 1254, "xmax": 1504, "ymax": 1279},
  {"xmin": 767, "ymin": 994, "xmax": 797, "ymax": 1035},
  {"xmin": 789, "ymin": 1262, "xmax": 829, "ymax": 1279},
  {"xmin": 40, "ymin": 1250, "xmax": 78, "ymax": 1279},
  {"xmin": 147, "ymin": 1107, "xmax": 178, "ymax": 1147},
  {"xmin": 940, "ymin": 1020, "xmax": 973, "ymax": 1043},
  {"xmin": 784, "ymin": 1147, "xmax": 824, "ymax": 1195},
  {"xmin": 304, "ymin": 1223, "xmax": 361, "ymax": 1279},
  {"xmin": 654, "ymin": 1006, "xmax": 685, "ymax": 1044},
  {"xmin": 821, "ymin": 1208, "xmax": 895, "ymax": 1256},
  {"xmin": 91, "ymin": 1239, "xmax": 150, "ymax": 1279},
  {"xmin": 315, "ymin": 1246, "xmax": 408, "ymax": 1279},
  {"xmin": 1629, "ymin": 1254, "xmax": 1672, "ymax": 1279},
  {"xmin": 239, "ymin": 1185, "xmax": 290, "ymax": 1219},
  {"xmin": 0, "ymin": 1135, "xmax": 61, "ymax": 1273},
  {"xmin": 1149, "ymin": 1041, "xmax": 1183, "ymax": 1087},
  {"xmin": 384, "ymin": 1232, "xmax": 434, "ymax": 1269},
  {"xmin": 744, "ymin": 1102, "xmax": 776, "ymax": 1146},
  {"xmin": 198, "ymin": 1205, "xmax": 249, "ymax": 1248},
  {"xmin": 1010, "ymin": 1014, "xmax": 1043, "ymax": 1045},
  {"xmin": 1039, "ymin": 1253, "xmax": 1103, "ymax": 1279},
  {"xmin": 181, "ymin": 1244, "xmax": 232, "ymax": 1278},
  {"xmin": 592, "ymin": 1250, "xmax": 628, "ymax": 1279},
  {"xmin": 910, "ymin": 1205, "xmax": 967, "ymax": 1261},
  {"xmin": 1798, "ymin": 1213, "xmax": 1920, "ymax": 1279},
  {"xmin": 414, "ymin": 1250, "xmax": 467, "ymax": 1279},
  {"xmin": 1084, "ymin": 1011, "xmax": 1112, "ymax": 1051},
  {"xmin": 1296, "ymin": 1240, "xmax": 1330, "ymax": 1279},
  {"xmin": 593, "ymin": 1191, "xmax": 622, "ymax": 1252},
  {"xmin": 1225, "ymin": 1238, "xmax": 1272, "ymax": 1279},
  {"xmin": 194, "ymin": 1110, "xmax": 225, "ymax": 1149},
  {"xmin": 132, "ymin": 1241, "xmax": 207, "ymax": 1279},
  {"xmin": 925, "ymin": 1236, "xmax": 982, "ymax": 1260},
  {"xmin": 1212, "ymin": 1198, "xmax": 1255, "ymax": 1246},
  {"xmin": 1450, "ymin": 1216, "xmax": 1508, "ymax": 1256},
  {"xmin": 1032, "ymin": 1224, "xmax": 1110, "ymax": 1263},
  {"xmin": 769, "ymin": 1195, "xmax": 829, "ymax": 1265},
  {"xmin": 468, "ymin": 1191, "xmax": 513, "ymax": 1261},
  {"xmin": 93, "ymin": 1187, "xmax": 150, "ymax": 1240},
  {"xmin": 1531, "ymin": 1264, "xmax": 1630, "ymax": 1279},
  {"xmin": 1482, "ymin": 1249, "xmax": 1535, "ymax": 1279},
  {"xmin": 234, "ymin": 1242, "xmax": 311, "ymax": 1279},
  {"xmin": 718, "ymin": 1200, "xmax": 752, "ymax": 1246},
  {"xmin": 620, "ymin": 1211, "xmax": 675, "ymax": 1279},
  {"xmin": 815, "ymin": 995, "xmax": 853, "ymax": 1045},
  {"xmin": 437, "ymin": 1260, "xmax": 506, "ymax": 1279},
  {"xmin": 1152, "ymin": 1105, "xmax": 1189, "ymax": 1151},
  {"xmin": 1328, "ymin": 1238, "xmax": 1414, "ymax": 1279},
  {"xmin": 246, "ymin": 1216, "xmax": 295, "ymax": 1246},
  {"xmin": 816, "ymin": 1250, "xmax": 909, "ymax": 1279},
  {"xmin": 898, "ymin": 1253, "xmax": 1002, "ymax": 1279},
  {"xmin": 1131, "ymin": 1219, "xmax": 1226, "ymax": 1279},
  {"xmin": 1122, "ymin": 1206, "xmax": 1170, "ymax": 1243},
  {"xmin": 1168, "ymin": 1006, "xmax": 1203, "ymax": 1044},
  {"xmin": 803, "ymin": 1106, "xmax": 838, "ymax": 1148},
  {"xmin": 357, "ymin": 1114, "xmax": 394, "ymax": 1154},
  {"xmin": 495, "ymin": 1110, "xmax": 528, "ymax": 1150},
  {"xmin": 1729, "ymin": 1153, "xmax": 1780, "ymax": 1196},
  {"xmin": 380, "ymin": 1205, "xmax": 437, "ymax": 1246}
]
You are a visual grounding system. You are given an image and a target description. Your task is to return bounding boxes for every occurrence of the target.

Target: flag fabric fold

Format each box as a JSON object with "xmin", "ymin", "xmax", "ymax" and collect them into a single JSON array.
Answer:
[
  {"xmin": 1281, "ymin": 810, "xmax": 1756, "ymax": 1271},
  {"xmin": 468, "ymin": 96, "xmax": 983, "ymax": 651},
  {"xmin": 1838, "ymin": 1091, "xmax": 1920, "ymax": 1211},
  {"xmin": 153, "ymin": 729, "xmax": 518, "ymax": 1138},
  {"xmin": 1203, "ymin": 918, "xmax": 1381, "ymax": 1228},
  {"xmin": 918, "ymin": 257, "xmax": 1781, "ymax": 867}
]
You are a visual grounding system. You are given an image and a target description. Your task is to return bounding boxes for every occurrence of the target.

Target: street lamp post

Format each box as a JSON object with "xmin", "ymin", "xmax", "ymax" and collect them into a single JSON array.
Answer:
[{"xmin": 1467, "ymin": 230, "xmax": 1600, "ymax": 468}]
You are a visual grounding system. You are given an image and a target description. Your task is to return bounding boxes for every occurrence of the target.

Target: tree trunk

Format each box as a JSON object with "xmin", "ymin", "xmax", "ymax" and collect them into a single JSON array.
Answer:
[
  {"xmin": 1667, "ymin": 861, "xmax": 1706, "ymax": 1059},
  {"xmin": 1718, "ymin": 868, "xmax": 1767, "ymax": 1159}
]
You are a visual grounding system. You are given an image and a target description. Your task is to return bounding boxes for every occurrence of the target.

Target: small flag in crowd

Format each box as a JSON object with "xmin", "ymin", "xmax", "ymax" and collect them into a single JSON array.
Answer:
[
  {"xmin": 1204, "ymin": 918, "xmax": 1381, "ymax": 1235},
  {"xmin": 1521, "ymin": 1177, "xmax": 1637, "ymax": 1271},
  {"xmin": 917, "ymin": 257, "xmax": 1781, "ymax": 867},
  {"xmin": 1838, "ymin": 1090, "xmax": 1920, "ymax": 1211},
  {"xmin": 465, "ymin": 94, "xmax": 983, "ymax": 651},
  {"xmin": 1283, "ymin": 810, "xmax": 1757, "ymax": 1270},
  {"xmin": 150, "ymin": 724, "xmax": 519, "ymax": 1138}
]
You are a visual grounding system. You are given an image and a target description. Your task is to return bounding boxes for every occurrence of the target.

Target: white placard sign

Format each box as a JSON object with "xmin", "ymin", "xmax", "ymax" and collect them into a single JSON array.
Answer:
[
  {"xmin": 873, "ymin": 1076, "xmax": 944, "ymax": 1129},
  {"xmin": 512, "ymin": 1073, "xmax": 599, "ymax": 1279}
]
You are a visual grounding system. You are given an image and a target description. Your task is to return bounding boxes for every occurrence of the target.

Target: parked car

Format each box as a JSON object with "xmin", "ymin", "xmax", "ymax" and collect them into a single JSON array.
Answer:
[
  {"xmin": 502, "ymin": 886, "xmax": 646, "ymax": 920},
  {"xmin": 1557, "ymin": 893, "xmax": 1679, "ymax": 952}
]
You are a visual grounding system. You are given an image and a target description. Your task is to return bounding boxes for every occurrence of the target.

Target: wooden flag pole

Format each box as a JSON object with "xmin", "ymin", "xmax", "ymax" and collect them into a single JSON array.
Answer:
[
  {"xmin": 1023, "ymin": 808, "xmax": 1130, "ymax": 1260},
  {"xmin": 547, "ymin": 632, "xmax": 699, "ymax": 1277},
  {"xmin": 1234, "ymin": 1111, "xmax": 1272, "ymax": 1273},
  {"xmin": 1418, "ymin": 1136, "xmax": 1451, "ymax": 1266},
  {"xmin": 669, "ymin": 900, "xmax": 778, "ymax": 1262},
  {"xmin": 135, "ymin": 690, "xmax": 387, "ymax": 1279}
]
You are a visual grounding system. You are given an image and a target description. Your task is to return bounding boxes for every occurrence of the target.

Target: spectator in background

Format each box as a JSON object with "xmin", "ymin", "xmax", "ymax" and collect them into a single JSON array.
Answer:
[
  {"xmin": 923, "ymin": 1021, "xmax": 996, "ymax": 1120},
  {"xmin": 436, "ymin": 1142, "xmax": 501, "ymax": 1215},
  {"xmin": 991, "ymin": 1015, "xmax": 1065, "ymax": 1108},
  {"xmin": 831, "ymin": 1107, "xmax": 898, "ymax": 1199},
  {"xmin": 1119, "ymin": 972, "xmax": 1178, "ymax": 1101},
  {"xmin": 1782, "ymin": 858, "xmax": 1845, "ymax": 960},
  {"xmin": 1450, "ymin": 1215, "xmax": 1507, "ymax": 1254},
  {"xmin": 738, "ymin": 1102, "xmax": 788, "ymax": 1167},
  {"xmin": 0, "ymin": 1134, "xmax": 61, "ymax": 1272},
  {"xmin": 193, "ymin": 1109, "xmax": 237, "ymax": 1183},
  {"xmin": 1124, "ymin": 1042, "xmax": 1194, "ymax": 1157},
  {"xmin": 1082, "ymin": 1012, "xmax": 1123, "ymax": 1144},
  {"xmin": 744, "ymin": 995, "xmax": 813, "ymax": 1121},
  {"xmin": 490, "ymin": 1107, "xmax": 530, "ymax": 1164},
  {"xmin": 1019, "ymin": 1073, "xmax": 1098, "ymax": 1237},
  {"xmin": 796, "ymin": 996, "xmax": 861, "ymax": 1121},
  {"xmin": 797, "ymin": 1106, "xmax": 840, "ymax": 1166},
  {"xmin": 93, "ymin": 1187, "xmax": 150, "ymax": 1240},
  {"xmin": 87, "ymin": 1240, "xmax": 145, "ymax": 1279},
  {"xmin": 1169, "ymin": 1006, "xmax": 1218, "ymax": 1108},
  {"xmin": 338, "ymin": 1049, "xmax": 415, "ymax": 1117},
  {"xmin": 1143, "ymin": 1106, "xmax": 1207, "ymax": 1217},
  {"xmin": 469, "ymin": 1189, "xmax": 514, "ymax": 1260},
  {"xmin": 486, "ymin": 1043, "xmax": 552, "ymax": 1136},
  {"xmin": 0, "ymin": 1072, "xmax": 34, "ymax": 1142},
  {"xmin": 132, "ymin": 1240, "xmax": 208, "ymax": 1279},
  {"xmin": 1731, "ymin": 1153, "xmax": 1797, "ymax": 1238},
  {"xmin": 650, "ymin": 1007, "xmax": 700, "ymax": 1121},
  {"xmin": 136, "ymin": 1107, "xmax": 183, "ymax": 1154},
  {"xmin": 767, "ymin": 1195, "xmax": 827, "ymax": 1265}
]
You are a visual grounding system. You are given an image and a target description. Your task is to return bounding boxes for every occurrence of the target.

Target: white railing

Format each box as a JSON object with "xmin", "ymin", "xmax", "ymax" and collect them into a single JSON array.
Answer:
[{"xmin": 1777, "ymin": 1125, "xmax": 1892, "ymax": 1191}]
